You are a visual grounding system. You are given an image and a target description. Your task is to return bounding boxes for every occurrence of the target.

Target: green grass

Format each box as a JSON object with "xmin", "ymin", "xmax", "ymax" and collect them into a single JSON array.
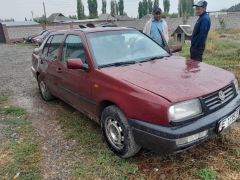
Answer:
[
  {"xmin": 58, "ymin": 110, "xmax": 140, "ymax": 179},
  {"xmin": 181, "ymin": 39, "xmax": 240, "ymax": 68},
  {"xmin": 0, "ymin": 99, "xmax": 41, "ymax": 180},
  {"xmin": 57, "ymin": 106, "xmax": 240, "ymax": 179},
  {"xmin": 216, "ymin": 29, "xmax": 240, "ymax": 35},
  {"xmin": 180, "ymin": 31, "xmax": 240, "ymax": 85},
  {"xmin": 197, "ymin": 168, "xmax": 217, "ymax": 180},
  {"xmin": 0, "ymin": 96, "xmax": 8, "ymax": 102},
  {"xmin": 3, "ymin": 106, "xmax": 26, "ymax": 116}
]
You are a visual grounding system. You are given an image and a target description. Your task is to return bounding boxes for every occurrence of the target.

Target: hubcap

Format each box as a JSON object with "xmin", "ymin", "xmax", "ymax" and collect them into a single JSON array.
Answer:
[{"xmin": 105, "ymin": 118, "xmax": 124, "ymax": 150}]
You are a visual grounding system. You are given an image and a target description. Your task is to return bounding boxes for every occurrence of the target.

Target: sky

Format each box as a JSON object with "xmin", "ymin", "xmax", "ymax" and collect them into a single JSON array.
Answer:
[{"xmin": 0, "ymin": 0, "xmax": 239, "ymax": 21}]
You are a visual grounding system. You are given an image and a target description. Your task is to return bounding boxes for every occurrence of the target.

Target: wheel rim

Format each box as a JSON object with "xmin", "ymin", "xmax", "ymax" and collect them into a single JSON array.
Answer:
[
  {"xmin": 39, "ymin": 81, "xmax": 47, "ymax": 97},
  {"xmin": 105, "ymin": 117, "xmax": 124, "ymax": 150}
]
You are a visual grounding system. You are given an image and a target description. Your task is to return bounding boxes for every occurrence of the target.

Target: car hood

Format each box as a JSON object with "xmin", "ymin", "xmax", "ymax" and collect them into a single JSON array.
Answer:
[{"xmin": 99, "ymin": 56, "xmax": 235, "ymax": 102}]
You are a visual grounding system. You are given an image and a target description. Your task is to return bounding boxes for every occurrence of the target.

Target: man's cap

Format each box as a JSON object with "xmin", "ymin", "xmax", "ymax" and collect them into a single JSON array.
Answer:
[
  {"xmin": 153, "ymin": 7, "xmax": 162, "ymax": 14},
  {"xmin": 193, "ymin": 0, "xmax": 208, "ymax": 7}
]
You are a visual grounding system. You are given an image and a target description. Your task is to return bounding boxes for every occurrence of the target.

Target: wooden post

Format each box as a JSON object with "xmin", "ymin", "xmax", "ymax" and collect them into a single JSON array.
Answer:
[
  {"xmin": 174, "ymin": 33, "xmax": 178, "ymax": 42},
  {"xmin": 43, "ymin": 2, "xmax": 47, "ymax": 25},
  {"xmin": 181, "ymin": 33, "xmax": 185, "ymax": 44}
]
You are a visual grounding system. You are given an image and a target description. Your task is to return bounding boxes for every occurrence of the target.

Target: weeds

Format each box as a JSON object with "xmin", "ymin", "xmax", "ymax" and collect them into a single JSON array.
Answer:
[
  {"xmin": 197, "ymin": 168, "xmax": 217, "ymax": 180},
  {"xmin": 0, "ymin": 98, "xmax": 41, "ymax": 179}
]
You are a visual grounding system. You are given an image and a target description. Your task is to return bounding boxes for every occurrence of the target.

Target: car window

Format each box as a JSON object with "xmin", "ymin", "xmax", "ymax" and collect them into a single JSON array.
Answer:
[
  {"xmin": 43, "ymin": 34, "xmax": 65, "ymax": 61},
  {"xmin": 42, "ymin": 35, "xmax": 53, "ymax": 57},
  {"xmin": 61, "ymin": 35, "xmax": 87, "ymax": 64},
  {"xmin": 87, "ymin": 30, "xmax": 169, "ymax": 67}
]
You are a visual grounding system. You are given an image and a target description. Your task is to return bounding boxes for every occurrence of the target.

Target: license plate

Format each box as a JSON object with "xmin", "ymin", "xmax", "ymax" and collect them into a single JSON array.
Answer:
[{"xmin": 217, "ymin": 108, "xmax": 240, "ymax": 133}]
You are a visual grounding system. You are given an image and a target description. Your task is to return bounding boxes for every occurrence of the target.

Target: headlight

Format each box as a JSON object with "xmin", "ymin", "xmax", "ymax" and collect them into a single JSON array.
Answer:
[
  {"xmin": 168, "ymin": 99, "xmax": 202, "ymax": 122},
  {"xmin": 234, "ymin": 78, "xmax": 239, "ymax": 93}
]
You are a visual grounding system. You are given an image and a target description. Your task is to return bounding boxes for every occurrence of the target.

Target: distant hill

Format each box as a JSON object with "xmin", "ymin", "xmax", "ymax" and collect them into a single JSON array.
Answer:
[{"xmin": 228, "ymin": 3, "xmax": 240, "ymax": 11}]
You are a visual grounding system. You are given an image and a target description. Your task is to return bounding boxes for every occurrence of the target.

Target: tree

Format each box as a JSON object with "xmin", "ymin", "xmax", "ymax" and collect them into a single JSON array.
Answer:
[
  {"xmin": 88, "ymin": 0, "xmax": 98, "ymax": 18},
  {"xmin": 138, "ymin": 1, "xmax": 143, "ymax": 18},
  {"xmin": 148, "ymin": 0, "xmax": 153, "ymax": 14},
  {"xmin": 77, "ymin": 0, "xmax": 85, "ymax": 19},
  {"xmin": 142, "ymin": 0, "xmax": 148, "ymax": 16},
  {"xmin": 68, "ymin": 15, "xmax": 78, "ymax": 19},
  {"xmin": 118, "ymin": 0, "xmax": 124, "ymax": 16},
  {"xmin": 111, "ymin": 0, "xmax": 118, "ymax": 16},
  {"xmin": 163, "ymin": 0, "xmax": 170, "ymax": 13},
  {"xmin": 33, "ymin": 15, "xmax": 49, "ymax": 24},
  {"xmin": 153, "ymin": 0, "xmax": 159, "ymax": 9},
  {"xmin": 0, "ymin": 18, "xmax": 14, "ymax": 22},
  {"xmin": 116, "ymin": 2, "xmax": 119, "ymax": 15},
  {"xmin": 178, "ymin": 0, "xmax": 194, "ymax": 17},
  {"xmin": 102, "ymin": 0, "xmax": 107, "ymax": 14}
]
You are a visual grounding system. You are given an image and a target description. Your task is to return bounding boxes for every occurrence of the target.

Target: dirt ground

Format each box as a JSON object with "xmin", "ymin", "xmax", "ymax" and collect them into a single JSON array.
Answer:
[{"xmin": 0, "ymin": 44, "xmax": 74, "ymax": 179}]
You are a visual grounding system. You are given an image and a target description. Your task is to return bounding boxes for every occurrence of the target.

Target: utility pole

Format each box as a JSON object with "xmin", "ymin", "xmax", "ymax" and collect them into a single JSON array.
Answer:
[
  {"xmin": 31, "ymin": 11, "xmax": 34, "ymax": 21},
  {"xmin": 43, "ymin": 2, "xmax": 47, "ymax": 24}
]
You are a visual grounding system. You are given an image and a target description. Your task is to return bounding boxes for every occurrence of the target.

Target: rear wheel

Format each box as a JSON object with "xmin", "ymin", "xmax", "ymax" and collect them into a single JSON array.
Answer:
[
  {"xmin": 37, "ymin": 76, "xmax": 54, "ymax": 101},
  {"xmin": 101, "ymin": 105, "xmax": 141, "ymax": 158}
]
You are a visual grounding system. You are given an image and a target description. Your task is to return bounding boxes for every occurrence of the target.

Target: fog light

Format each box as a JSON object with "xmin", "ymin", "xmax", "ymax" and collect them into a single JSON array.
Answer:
[{"xmin": 176, "ymin": 130, "xmax": 208, "ymax": 145}]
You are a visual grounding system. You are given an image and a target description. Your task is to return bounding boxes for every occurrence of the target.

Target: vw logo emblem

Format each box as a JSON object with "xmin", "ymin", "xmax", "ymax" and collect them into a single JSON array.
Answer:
[{"xmin": 218, "ymin": 91, "xmax": 225, "ymax": 101}]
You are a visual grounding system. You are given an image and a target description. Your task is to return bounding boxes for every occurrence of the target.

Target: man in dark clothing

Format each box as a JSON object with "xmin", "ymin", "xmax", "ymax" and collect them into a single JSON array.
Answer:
[{"xmin": 190, "ymin": 0, "xmax": 211, "ymax": 61}]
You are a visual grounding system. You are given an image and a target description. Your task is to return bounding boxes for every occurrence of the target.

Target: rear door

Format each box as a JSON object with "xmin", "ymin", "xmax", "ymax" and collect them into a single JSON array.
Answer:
[{"xmin": 39, "ymin": 34, "xmax": 65, "ymax": 96}]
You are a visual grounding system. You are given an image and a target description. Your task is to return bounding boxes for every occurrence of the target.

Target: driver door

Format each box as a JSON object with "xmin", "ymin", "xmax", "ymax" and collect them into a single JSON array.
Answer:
[{"xmin": 57, "ymin": 34, "xmax": 94, "ymax": 115}]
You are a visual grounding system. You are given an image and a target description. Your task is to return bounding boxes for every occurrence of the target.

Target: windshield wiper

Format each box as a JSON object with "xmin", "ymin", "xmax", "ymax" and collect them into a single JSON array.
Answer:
[
  {"xmin": 98, "ymin": 61, "xmax": 136, "ymax": 68},
  {"xmin": 139, "ymin": 56, "xmax": 166, "ymax": 63}
]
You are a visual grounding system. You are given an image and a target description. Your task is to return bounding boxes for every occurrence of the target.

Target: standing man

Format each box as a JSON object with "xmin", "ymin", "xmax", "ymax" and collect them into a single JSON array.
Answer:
[
  {"xmin": 143, "ymin": 7, "xmax": 169, "ymax": 45},
  {"xmin": 191, "ymin": 0, "xmax": 211, "ymax": 61}
]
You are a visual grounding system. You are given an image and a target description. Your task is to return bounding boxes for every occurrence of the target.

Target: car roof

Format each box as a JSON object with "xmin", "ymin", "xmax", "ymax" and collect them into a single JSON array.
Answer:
[
  {"xmin": 77, "ymin": 27, "xmax": 135, "ymax": 33},
  {"xmin": 48, "ymin": 27, "xmax": 136, "ymax": 36}
]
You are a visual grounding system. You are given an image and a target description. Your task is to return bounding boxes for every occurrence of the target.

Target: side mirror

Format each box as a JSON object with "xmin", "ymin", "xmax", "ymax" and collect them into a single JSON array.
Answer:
[
  {"xmin": 170, "ymin": 44, "xmax": 182, "ymax": 53},
  {"xmin": 67, "ymin": 58, "xmax": 88, "ymax": 70}
]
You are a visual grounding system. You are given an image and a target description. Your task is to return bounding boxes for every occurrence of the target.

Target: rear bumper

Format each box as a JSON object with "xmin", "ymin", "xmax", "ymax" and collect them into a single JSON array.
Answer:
[{"xmin": 129, "ymin": 92, "xmax": 240, "ymax": 154}]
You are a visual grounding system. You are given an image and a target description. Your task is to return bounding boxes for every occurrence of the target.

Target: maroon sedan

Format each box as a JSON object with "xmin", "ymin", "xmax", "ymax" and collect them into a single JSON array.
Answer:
[
  {"xmin": 31, "ymin": 27, "xmax": 240, "ymax": 158},
  {"xmin": 32, "ymin": 30, "xmax": 55, "ymax": 46}
]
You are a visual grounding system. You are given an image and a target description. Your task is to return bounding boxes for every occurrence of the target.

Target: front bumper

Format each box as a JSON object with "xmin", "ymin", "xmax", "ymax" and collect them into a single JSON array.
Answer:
[
  {"xmin": 31, "ymin": 66, "xmax": 37, "ymax": 79},
  {"xmin": 129, "ymin": 92, "xmax": 240, "ymax": 154}
]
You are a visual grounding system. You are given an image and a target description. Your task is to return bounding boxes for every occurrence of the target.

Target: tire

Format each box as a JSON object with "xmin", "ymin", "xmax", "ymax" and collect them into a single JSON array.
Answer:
[
  {"xmin": 101, "ymin": 105, "xmax": 141, "ymax": 158},
  {"xmin": 37, "ymin": 76, "xmax": 54, "ymax": 101}
]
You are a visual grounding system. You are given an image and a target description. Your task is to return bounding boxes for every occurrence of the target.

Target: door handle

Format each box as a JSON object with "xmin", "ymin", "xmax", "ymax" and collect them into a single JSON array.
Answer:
[{"xmin": 56, "ymin": 68, "xmax": 62, "ymax": 73}]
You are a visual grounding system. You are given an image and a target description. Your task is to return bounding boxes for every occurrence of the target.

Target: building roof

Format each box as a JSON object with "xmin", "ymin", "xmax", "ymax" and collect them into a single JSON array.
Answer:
[
  {"xmin": 115, "ymin": 15, "xmax": 134, "ymax": 21},
  {"xmin": 1, "ymin": 21, "xmax": 39, "ymax": 26},
  {"xmin": 115, "ymin": 19, "xmax": 149, "ymax": 31},
  {"xmin": 172, "ymin": 25, "xmax": 193, "ymax": 36},
  {"xmin": 98, "ymin": 14, "xmax": 117, "ymax": 21},
  {"xmin": 48, "ymin": 13, "xmax": 74, "ymax": 23},
  {"xmin": 141, "ymin": 14, "xmax": 152, "ymax": 19}
]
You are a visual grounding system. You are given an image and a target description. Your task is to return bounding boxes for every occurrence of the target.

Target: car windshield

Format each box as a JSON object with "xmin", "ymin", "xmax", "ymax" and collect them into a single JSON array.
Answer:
[{"xmin": 87, "ymin": 30, "xmax": 169, "ymax": 68}]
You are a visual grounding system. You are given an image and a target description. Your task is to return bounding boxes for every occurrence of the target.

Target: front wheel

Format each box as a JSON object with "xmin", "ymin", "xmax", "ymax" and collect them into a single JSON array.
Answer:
[{"xmin": 101, "ymin": 105, "xmax": 141, "ymax": 158}]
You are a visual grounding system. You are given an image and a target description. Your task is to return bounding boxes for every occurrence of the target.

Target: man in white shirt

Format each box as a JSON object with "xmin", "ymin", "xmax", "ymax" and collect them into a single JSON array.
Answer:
[{"xmin": 143, "ymin": 7, "xmax": 169, "ymax": 45}]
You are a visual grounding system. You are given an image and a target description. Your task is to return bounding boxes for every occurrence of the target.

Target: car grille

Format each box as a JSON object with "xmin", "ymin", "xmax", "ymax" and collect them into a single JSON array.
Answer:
[{"xmin": 202, "ymin": 83, "xmax": 237, "ymax": 112}]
